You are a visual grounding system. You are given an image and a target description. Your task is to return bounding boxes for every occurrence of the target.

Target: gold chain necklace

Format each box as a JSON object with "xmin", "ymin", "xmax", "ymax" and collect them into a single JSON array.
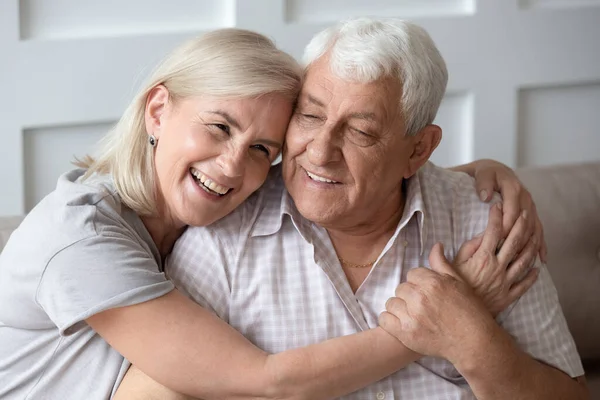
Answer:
[{"xmin": 338, "ymin": 257, "xmax": 377, "ymax": 269}]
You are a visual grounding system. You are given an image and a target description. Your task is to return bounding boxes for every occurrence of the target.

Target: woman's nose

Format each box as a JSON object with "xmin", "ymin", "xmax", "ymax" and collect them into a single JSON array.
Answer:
[{"xmin": 216, "ymin": 146, "xmax": 245, "ymax": 178}]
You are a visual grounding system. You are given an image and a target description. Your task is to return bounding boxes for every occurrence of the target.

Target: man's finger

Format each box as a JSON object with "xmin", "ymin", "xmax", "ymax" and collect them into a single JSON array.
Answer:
[
  {"xmin": 497, "ymin": 209, "xmax": 529, "ymax": 267},
  {"xmin": 428, "ymin": 243, "xmax": 460, "ymax": 280},
  {"xmin": 507, "ymin": 268, "xmax": 539, "ymax": 301},
  {"xmin": 406, "ymin": 266, "xmax": 436, "ymax": 283},
  {"xmin": 385, "ymin": 296, "xmax": 409, "ymax": 317}
]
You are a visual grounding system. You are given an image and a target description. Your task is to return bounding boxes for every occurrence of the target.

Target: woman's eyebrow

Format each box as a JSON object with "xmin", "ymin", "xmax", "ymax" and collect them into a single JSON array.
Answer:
[{"xmin": 206, "ymin": 110, "xmax": 241, "ymax": 130}]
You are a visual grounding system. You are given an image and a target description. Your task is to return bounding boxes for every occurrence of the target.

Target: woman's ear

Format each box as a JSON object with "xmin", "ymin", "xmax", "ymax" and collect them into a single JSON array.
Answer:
[
  {"xmin": 403, "ymin": 124, "xmax": 442, "ymax": 179},
  {"xmin": 144, "ymin": 85, "xmax": 170, "ymax": 140}
]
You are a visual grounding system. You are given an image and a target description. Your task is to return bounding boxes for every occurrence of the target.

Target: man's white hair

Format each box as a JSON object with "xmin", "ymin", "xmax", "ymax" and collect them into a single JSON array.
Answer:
[{"xmin": 303, "ymin": 17, "xmax": 448, "ymax": 136}]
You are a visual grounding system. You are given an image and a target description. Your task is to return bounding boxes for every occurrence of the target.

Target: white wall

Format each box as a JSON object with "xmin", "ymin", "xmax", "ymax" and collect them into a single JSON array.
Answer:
[{"xmin": 1, "ymin": 0, "xmax": 599, "ymax": 216}]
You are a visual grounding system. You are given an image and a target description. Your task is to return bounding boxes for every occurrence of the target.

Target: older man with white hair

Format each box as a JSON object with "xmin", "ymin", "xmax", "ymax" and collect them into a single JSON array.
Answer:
[{"xmin": 117, "ymin": 18, "xmax": 587, "ymax": 399}]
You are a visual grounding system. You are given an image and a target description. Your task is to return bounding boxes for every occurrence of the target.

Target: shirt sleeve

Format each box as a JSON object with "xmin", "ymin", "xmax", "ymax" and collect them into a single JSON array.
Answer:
[
  {"xmin": 498, "ymin": 263, "xmax": 585, "ymax": 377},
  {"xmin": 36, "ymin": 231, "xmax": 174, "ymax": 336},
  {"xmin": 165, "ymin": 226, "xmax": 233, "ymax": 322}
]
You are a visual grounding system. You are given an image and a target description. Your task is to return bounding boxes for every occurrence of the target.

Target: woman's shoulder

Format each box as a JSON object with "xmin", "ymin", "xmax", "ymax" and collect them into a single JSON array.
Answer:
[{"xmin": 12, "ymin": 169, "xmax": 148, "ymax": 257}]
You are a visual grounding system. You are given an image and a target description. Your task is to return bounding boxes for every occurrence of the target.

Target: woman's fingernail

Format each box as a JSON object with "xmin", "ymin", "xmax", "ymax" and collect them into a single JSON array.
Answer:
[
  {"xmin": 496, "ymin": 202, "xmax": 503, "ymax": 211},
  {"xmin": 521, "ymin": 209, "xmax": 528, "ymax": 219},
  {"xmin": 479, "ymin": 190, "xmax": 488, "ymax": 201}
]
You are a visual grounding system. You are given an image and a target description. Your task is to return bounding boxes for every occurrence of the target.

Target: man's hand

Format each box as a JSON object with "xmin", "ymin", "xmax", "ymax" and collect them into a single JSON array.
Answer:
[
  {"xmin": 379, "ymin": 244, "xmax": 498, "ymax": 365},
  {"xmin": 449, "ymin": 203, "xmax": 539, "ymax": 316}
]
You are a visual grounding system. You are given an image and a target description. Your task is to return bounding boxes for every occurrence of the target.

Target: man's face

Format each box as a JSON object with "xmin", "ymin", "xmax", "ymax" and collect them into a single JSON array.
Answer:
[{"xmin": 282, "ymin": 56, "xmax": 418, "ymax": 229}]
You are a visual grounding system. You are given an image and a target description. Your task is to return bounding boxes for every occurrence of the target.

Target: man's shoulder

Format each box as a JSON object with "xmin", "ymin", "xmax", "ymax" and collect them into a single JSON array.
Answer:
[
  {"xmin": 417, "ymin": 162, "xmax": 494, "ymax": 240},
  {"xmin": 418, "ymin": 162, "xmax": 480, "ymax": 202}
]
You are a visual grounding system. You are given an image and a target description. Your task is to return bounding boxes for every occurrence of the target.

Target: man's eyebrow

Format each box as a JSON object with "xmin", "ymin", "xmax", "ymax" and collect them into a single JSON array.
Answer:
[
  {"xmin": 302, "ymin": 94, "xmax": 325, "ymax": 107},
  {"xmin": 207, "ymin": 110, "xmax": 241, "ymax": 130},
  {"xmin": 348, "ymin": 112, "xmax": 378, "ymax": 122}
]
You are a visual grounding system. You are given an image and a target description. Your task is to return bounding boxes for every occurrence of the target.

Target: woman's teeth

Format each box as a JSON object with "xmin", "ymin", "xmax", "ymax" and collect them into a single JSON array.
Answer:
[{"xmin": 190, "ymin": 168, "xmax": 230, "ymax": 195}]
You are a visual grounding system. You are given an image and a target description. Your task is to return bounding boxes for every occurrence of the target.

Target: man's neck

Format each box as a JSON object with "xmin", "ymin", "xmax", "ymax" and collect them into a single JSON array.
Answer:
[{"xmin": 326, "ymin": 191, "xmax": 406, "ymax": 265}]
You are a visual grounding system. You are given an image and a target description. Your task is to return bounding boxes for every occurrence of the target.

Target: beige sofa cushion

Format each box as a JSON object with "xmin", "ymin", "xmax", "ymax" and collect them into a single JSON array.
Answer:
[{"xmin": 517, "ymin": 162, "xmax": 600, "ymax": 361}]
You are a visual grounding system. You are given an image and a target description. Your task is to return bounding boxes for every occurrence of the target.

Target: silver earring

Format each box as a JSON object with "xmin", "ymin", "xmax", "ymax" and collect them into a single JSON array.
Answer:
[{"xmin": 149, "ymin": 135, "xmax": 157, "ymax": 147}]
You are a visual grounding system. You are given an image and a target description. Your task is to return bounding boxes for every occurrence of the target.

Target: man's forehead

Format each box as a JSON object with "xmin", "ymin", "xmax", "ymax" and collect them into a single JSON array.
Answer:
[{"xmin": 300, "ymin": 72, "xmax": 398, "ymax": 121}]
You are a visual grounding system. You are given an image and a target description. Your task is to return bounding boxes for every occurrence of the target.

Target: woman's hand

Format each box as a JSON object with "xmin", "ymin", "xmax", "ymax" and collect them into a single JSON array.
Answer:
[
  {"xmin": 451, "ymin": 159, "xmax": 547, "ymax": 263},
  {"xmin": 435, "ymin": 204, "xmax": 539, "ymax": 316}
]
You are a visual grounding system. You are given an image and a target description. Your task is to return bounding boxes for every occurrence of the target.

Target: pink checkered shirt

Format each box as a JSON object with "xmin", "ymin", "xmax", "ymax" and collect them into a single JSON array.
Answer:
[{"xmin": 167, "ymin": 162, "xmax": 583, "ymax": 399}]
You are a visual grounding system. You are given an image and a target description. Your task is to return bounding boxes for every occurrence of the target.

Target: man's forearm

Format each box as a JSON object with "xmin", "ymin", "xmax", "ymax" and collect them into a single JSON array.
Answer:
[{"xmin": 454, "ymin": 326, "xmax": 588, "ymax": 400}]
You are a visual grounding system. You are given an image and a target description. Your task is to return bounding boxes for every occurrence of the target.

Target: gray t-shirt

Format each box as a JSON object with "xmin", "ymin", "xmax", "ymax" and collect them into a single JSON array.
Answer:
[{"xmin": 0, "ymin": 169, "xmax": 174, "ymax": 399}]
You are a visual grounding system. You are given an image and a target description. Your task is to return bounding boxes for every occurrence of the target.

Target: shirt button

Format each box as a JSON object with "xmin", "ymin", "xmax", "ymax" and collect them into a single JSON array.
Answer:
[
  {"xmin": 403, "ymin": 240, "xmax": 409, "ymax": 247},
  {"xmin": 376, "ymin": 392, "xmax": 386, "ymax": 400}
]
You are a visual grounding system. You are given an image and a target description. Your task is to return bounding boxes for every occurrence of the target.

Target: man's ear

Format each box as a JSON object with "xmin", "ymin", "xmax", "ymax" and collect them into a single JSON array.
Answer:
[
  {"xmin": 403, "ymin": 124, "xmax": 442, "ymax": 179},
  {"xmin": 144, "ymin": 85, "xmax": 170, "ymax": 140}
]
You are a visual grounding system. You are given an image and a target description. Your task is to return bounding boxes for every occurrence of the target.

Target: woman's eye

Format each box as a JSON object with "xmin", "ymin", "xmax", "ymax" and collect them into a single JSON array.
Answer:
[
  {"xmin": 251, "ymin": 144, "xmax": 270, "ymax": 156},
  {"xmin": 214, "ymin": 124, "xmax": 230, "ymax": 134}
]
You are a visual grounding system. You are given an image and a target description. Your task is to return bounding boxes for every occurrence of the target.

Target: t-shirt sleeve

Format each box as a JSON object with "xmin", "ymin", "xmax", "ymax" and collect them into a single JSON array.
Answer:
[{"xmin": 36, "ymin": 232, "xmax": 174, "ymax": 336}]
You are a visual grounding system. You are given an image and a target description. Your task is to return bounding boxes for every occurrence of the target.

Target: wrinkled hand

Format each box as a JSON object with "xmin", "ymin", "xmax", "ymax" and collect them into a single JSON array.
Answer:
[
  {"xmin": 450, "ymin": 203, "xmax": 539, "ymax": 316},
  {"xmin": 469, "ymin": 159, "xmax": 547, "ymax": 263},
  {"xmin": 379, "ymin": 243, "xmax": 498, "ymax": 364}
]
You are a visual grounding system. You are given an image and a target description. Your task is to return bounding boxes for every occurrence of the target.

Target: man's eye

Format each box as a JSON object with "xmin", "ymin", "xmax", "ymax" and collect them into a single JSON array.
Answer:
[
  {"xmin": 351, "ymin": 128, "xmax": 369, "ymax": 136},
  {"xmin": 252, "ymin": 144, "xmax": 270, "ymax": 156},
  {"xmin": 301, "ymin": 114, "xmax": 318, "ymax": 119}
]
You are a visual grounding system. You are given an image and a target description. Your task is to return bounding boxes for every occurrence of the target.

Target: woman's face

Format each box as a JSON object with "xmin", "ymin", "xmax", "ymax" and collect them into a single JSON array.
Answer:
[{"xmin": 146, "ymin": 86, "xmax": 293, "ymax": 228}]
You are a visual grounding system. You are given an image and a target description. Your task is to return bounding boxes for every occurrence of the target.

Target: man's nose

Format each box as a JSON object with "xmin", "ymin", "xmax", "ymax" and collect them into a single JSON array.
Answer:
[
  {"xmin": 306, "ymin": 125, "xmax": 342, "ymax": 166},
  {"xmin": 216, "ymin": 145, "xmax": 245, "ymax": 179}
]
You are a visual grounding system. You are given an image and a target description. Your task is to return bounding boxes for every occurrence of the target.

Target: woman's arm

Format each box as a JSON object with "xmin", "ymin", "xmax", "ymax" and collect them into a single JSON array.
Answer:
[
  {"xmin": 106, "ymin": 203, "xmax": 536, "ymax": 400},
  {"xmin": 450, "ymin": 159, "xmax": 547, "ymax": 262},
  {"xmin": 89, "ymin": 291, "xmax": 417, "ymax": 400}
]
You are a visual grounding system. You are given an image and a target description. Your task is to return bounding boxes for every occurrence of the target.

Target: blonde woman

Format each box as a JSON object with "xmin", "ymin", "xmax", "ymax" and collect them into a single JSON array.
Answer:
[{"xmin": 0, "ymin": 29, "xmax": 542, "ymax": 399}]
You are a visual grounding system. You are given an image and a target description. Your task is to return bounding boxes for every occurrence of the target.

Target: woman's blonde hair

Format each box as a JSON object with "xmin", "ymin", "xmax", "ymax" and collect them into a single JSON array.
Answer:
[{"xmin": 78, "ymin": 29, "xmax": 302, "ymax": 215}]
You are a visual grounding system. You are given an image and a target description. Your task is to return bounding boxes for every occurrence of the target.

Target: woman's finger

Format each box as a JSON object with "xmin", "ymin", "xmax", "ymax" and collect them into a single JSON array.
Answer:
[
  {"xmin": 499, "ymin": 181, "xmax": 523, "ymax": 238},
  {"xmin": 534, "ymin": 211, "xmax": 548, "ymax": 263},
  {"xmin": 497, "ymin": 209, "xmax": 530, "ymax": 267},
  {"xmin": 478, "ymin": 203, "xmax": 504, "ymax": 255},
  {"xmin": 505, "ymin": 235, "xmax": 538, "ymax": 284},
  {"xmin": 474, "ymin": 168, "xmax": 496, "ymax": 203},
  {"xmin": 454, "ymin": 234, "xmax": 484, "ymax": 266}
]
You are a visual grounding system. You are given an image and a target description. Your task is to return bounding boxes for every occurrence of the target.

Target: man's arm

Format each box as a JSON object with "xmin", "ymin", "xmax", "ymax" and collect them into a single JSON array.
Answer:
[
  {"xmin": 453, "ymin": 323, "xmax": 589, "ymax": 400},
  {"xmin": 380, "ymin": 244, "xmax": 587, "ymax": 400}
]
